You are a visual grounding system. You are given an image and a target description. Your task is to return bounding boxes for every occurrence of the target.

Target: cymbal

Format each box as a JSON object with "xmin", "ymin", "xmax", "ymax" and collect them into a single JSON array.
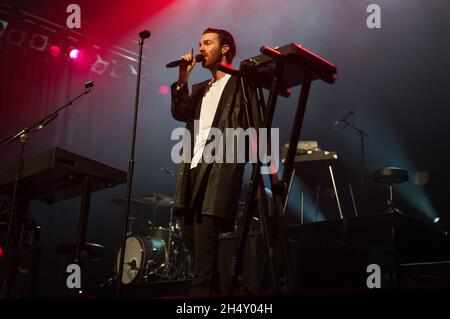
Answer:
[
  {"xmin": 113, "ymin": 198, "xmax": 153, "ymax": 213},
  {"xmin": 140, "ymin": 193, "xmax": 174, "ymax": 207}
]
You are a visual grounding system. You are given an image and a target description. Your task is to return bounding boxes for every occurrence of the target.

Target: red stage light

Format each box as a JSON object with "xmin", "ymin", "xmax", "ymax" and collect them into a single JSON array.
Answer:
[
  {"xmin": 69, "ymin": 48, "xmax": 81, "ymax": 61},
  {"xmin": 159, "ymin": 85, "xmax": 169, "ymax": 95},
  {"xmin": 49, "ymin": 45, "xmax": 62, "ymax": 58}
]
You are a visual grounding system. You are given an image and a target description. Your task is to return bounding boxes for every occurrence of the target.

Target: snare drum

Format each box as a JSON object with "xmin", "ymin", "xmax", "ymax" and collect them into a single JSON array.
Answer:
[{"xmin": 115, "ymin": 235, "xmax": 167, "ymax": 284}]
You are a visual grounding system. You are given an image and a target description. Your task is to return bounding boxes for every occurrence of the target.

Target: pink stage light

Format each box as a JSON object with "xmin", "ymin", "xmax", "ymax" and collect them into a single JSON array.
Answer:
[
  {"xmin": 49, "ymin": 45, "xmax": 61, "ymax": 58},
  {"xmin": 69, "ymin": 48, "xmax": 81, "ymax": 61},
  {"xmin": 159, "ymin": 85, "xmax": 170, "ymax": 95}
]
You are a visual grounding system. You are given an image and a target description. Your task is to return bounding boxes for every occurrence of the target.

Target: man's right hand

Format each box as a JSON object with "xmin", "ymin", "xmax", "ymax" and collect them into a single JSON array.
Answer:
[{"xmin": 177, "ymin": 48, "xmax": 196, "ymax": 89}]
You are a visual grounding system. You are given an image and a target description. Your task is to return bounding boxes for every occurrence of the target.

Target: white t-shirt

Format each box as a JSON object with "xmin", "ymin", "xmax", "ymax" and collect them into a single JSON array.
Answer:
[{"xmin": 191, "ymin": 74, "xmax": 231, "ymax": 169}]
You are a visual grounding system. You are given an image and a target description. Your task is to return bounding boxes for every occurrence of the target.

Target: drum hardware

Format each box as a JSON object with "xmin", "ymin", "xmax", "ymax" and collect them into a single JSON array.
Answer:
[
  {"xmin": 127, "ymin": 216, "xmax": 135, "ymax": 236},
  {"xmin": 113, "ymin": 198, "xmax": 154, "ymax": 235},
  {"xmin": 114, "ymin": 232, "xmax": 192, "ymax": 284},
  {"xmin": 114, "ymin": 194, "xmax": 192, "ymax": 284},
  {"xmin": 160, "ymin": 168, "xmax": 176, "ymax": 178},
  {"xmin": 113, "ymin": 198, "xmax": 154, "ymax": 211},
  {"xmin": 115, "ymin": 235, "xmax": 168, "ymax": 284},
  {"xmin": 139, "ymin": 193, "xmax": 174, "ymax": 228},
  {"xmin": 140, "ymin": 193, "xmax": 174, "ymax": 207}
]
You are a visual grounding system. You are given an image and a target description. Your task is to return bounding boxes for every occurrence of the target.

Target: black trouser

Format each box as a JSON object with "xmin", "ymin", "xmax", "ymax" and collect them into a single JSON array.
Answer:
[{"xmin": 181, "ymin": 166, "xmax": 232, "ymax": 297}]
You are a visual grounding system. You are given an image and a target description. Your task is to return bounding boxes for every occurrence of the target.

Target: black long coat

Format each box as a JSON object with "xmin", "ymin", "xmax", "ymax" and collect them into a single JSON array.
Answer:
[{"xmin": 170, "ymin": 76, "xmax": 253, "ymax": 222}]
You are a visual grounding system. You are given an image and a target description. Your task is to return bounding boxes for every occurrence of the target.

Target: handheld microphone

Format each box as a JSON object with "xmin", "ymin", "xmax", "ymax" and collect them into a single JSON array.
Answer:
[
  {"xmin": 333, "ymin": 110, "xmax": 354, "ymax": 125},
  {"xmin": 85, "ymin": 80, "xmax": 94, "ymax": 89},
  {"xmin": 166, "ymin": 54, "xmax": 204, "ymax": 68}
]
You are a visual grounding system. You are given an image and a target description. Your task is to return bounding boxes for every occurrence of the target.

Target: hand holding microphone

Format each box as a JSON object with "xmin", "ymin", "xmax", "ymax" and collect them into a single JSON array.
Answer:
[
  {"xmin": 166, "ymin": 49, "xmax": 204, "ymax": 89},
  {"xmin": 166, "ymin": 50, "xmax": 204, "ymax": 68},
  {"xmin": 177, "ymin": 48, "xmax": 196, "ymax": 88}
]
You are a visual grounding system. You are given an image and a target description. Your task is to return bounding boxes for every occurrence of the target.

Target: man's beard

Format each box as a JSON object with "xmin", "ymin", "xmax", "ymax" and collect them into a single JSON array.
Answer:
[{"xmin": 202, "ymin": 52, "xmax": 222, "ymax": 69}]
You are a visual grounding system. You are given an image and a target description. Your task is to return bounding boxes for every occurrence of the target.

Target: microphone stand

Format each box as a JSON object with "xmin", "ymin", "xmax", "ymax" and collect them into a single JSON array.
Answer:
[
  {"xmin": 116, "ymin": 30, "xmax": 151, "ymax": 299},
  {"xmin": 342, "ymin": 118, "xmax": 368, "ymax": 185},
  {"xmin": 0, "ymin": 81, "xmax": 94, "ymax": 298}
]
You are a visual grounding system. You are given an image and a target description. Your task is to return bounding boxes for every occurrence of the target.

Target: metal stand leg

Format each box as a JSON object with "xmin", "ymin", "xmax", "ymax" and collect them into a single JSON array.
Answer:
[
  {"xmin": 0, "ymin": 199, "xmax": 29, "ymax": 298},
  {"xmin": 348, "ymin": 183, "xmax": 359, "ymax": 218},
  {"xmin": 391, "ymin": 210, "xmax": 400, "ymax": 287},
  {"xmin": 166, "ymin": 206, "xmax": 175, "ymax": 279},
  {"xmin": 74, "ymin": 176, "xmax": 92, "ymax": 294},
  {"xmin": 228, "ymin": 72, "xmax": 280, "ymax": 292},
  {"xmin": 314, "ymin": 184, "xmax": 320, "ymax": 223},
  {"xmin": 388, "ymin": 184, "xmax": 394, "ymax": 212},
  {"xmin": 229, "ymin": 66, "xmax": 313, "ymax": 292},
  {"xmin": 300, "ymin": 192, "xmax": 304, "ymax": 224},
  {"xmin": 0, "ymin": 136, "xmax": 28, "ymax": 299},
  {"xmin": 328, "ymin": 165, "xmax": 343, "ymax": 220}
]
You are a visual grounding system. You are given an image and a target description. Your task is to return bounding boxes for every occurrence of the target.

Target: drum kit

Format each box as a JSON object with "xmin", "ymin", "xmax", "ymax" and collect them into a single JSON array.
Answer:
[{"xmin": 113, "ymin": 193, "xmax": 192, "ymax": 285}]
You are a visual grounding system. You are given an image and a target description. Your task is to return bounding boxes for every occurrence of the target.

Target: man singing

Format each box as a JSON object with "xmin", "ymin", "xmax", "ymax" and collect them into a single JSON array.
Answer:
[{"xmin": 170, "ymin": 27, "xmax": 253, "ymax": 297}]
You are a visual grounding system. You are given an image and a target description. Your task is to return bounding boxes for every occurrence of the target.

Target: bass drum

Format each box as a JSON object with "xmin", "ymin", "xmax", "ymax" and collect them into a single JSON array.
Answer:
[{"xmin": 115, "ymin": 236, "xmax": 167, "ymax": 284}]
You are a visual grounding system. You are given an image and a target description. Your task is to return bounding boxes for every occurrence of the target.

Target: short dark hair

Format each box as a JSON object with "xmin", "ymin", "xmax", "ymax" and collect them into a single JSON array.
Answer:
[{"xmin": 203, "ymin": 27, "xmax": 236, "ymax": 63}]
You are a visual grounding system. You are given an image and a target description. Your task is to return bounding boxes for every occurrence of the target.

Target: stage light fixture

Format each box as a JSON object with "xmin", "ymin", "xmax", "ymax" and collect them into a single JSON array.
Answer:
[
  {"xmin": 69, "ymin": 48, "xmax": 81, "ymax": 61},
  {"xmin": 129, "ymin": 64, "xmax": 138, "ymax": 76},
  {"xmin": 159, "ymin": 85, "xmax": 169, "ymax": 95},
  {"xmin": 0, "ymin": 20, "xmax": 8, "ymax": 37},
  {"xmin": 90, "ymin": 54, "xmax": 110, "ymax": 74},
  {"xmin": 5, "ymin": 28, "xmax": 27, "ymax": 46},
  {"xmin": 29, "ymin": 33, "xmax": 49, "ymax": 51},
  {"xmin": 48, "ymin": 44, "xmax": 62, "ymax": 58},
  {"xmin": 109, "ymin": 59, "xmax": 126, "ymax": 78}
]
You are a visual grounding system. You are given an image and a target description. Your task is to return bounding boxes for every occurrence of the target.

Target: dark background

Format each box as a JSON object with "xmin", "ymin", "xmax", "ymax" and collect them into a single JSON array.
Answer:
[{"xmin": 1, "ymin": 0, "xmax": 449, "ymax": 297}]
